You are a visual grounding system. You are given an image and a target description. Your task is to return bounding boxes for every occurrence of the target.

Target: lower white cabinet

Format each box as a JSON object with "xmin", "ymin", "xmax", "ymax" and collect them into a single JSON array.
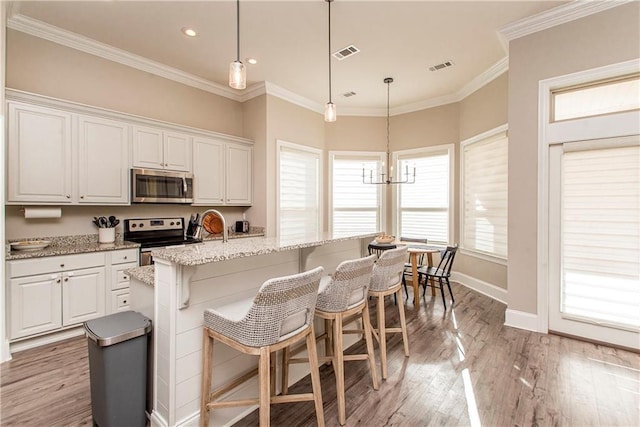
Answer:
[{"xmin": 7, "ymin": 248, "xmax": 139, "ymax": 341}]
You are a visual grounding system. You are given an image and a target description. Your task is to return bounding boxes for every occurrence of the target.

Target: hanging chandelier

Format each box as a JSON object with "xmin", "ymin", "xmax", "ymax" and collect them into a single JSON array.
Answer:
[
  {"xmin": 362, "ymin": 77, "xmax": 415, "ymax": 185},
  {"xmin": 324, "ymin": 0, "xmax": 336, "ymax": 122},
  {"xmin": 229, "ymin": 0, "xmax": 246, "ymax": 90}
]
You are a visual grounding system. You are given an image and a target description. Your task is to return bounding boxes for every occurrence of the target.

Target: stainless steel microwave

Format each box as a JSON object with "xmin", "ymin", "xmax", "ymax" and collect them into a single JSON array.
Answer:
[{"xmin": 131, "ymin": 168, "xmax": 193, "ymax": 204}]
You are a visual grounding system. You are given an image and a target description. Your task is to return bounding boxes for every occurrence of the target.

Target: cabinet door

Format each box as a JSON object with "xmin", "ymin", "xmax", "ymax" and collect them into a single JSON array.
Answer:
[
  {"xmin": 62, "ymin": 267, "xmax": 106, "ymax": 326},
  {"xmin": 164, "ymin": 131, "xmax": 192, "ymax": 172},
  {"xmin": 10, "ymin": 273, "xmax": 62, "ymax": 339},
  {"xmin": 225, "ymin": 143, "xmax": 253, "ymax": 205},
  {"xmin": 78, "ymin": 115, "xmax": 130, "ymax": 204},
  {"xmin": 133, "ymin": 126, "xmax": 164, "ymax": 169},
  {"xmin": 7, "ymin": 102, "xmax": 73, "ymax": 203},
  {"xmin": 192, "ymin": 137, "xmax": 225, "ymax": 205}
]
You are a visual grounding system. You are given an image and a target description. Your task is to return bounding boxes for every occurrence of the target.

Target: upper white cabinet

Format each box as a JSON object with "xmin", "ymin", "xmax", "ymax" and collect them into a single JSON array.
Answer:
[
  {"xmin": 7, "ymin": 102, "xmax": 73, "ymax": 203},
  {"xmin": 78, "ymin": 115, "xmax": 130, "ymax": 204},
  {"xmin": 192, "ymin": 137, "xmax": 253, "ymax": 206},
  {"xmin": 133, "ymin": 126, "xmax": 192, "ymax": 172}
]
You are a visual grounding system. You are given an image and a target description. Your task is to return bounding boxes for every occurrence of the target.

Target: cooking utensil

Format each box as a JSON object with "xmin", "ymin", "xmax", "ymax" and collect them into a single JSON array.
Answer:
[{"xmin": 108, "ymin": 216, "xmax": 116, "ymax": 227}]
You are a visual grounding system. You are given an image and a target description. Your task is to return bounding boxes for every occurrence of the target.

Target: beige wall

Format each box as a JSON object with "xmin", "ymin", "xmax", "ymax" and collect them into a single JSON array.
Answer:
[
  {"xmin": 242, "ymin": 95, "xmax": 267, "ymax": 231},
  {"xmin": 6, "ymin": 30, "xmax": 243, "ymax": 136},
  {"xmin": 457, "ymin": 72, "xmax": 509, "ymax": 289},
  {"xmin": 325, "ymin": 116, "xmax": 387, "ymax": 152},
  {"xmin": 265, "ymin": 95, "xmax": 325, "ymax": 235},
  {"xmin": 507, "ymin": 2, "xmax": 640, "ymax": 314}
]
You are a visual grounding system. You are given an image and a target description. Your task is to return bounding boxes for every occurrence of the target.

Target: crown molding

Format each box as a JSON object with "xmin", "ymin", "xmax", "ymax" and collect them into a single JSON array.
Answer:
[
  {"xmin": 457, "ymin": 56, "xmax": 509, "ymax": 100},
  {"xmin": 498, "ymin": 0, "xmax": 633, "ymax": 45},
  {"xmin": 7, "ymin": 14, "xmax": 243, "ymax": 102},
  {"xmin": 264, "ymin": 82, "xmax": 324, "ymax": 114}
]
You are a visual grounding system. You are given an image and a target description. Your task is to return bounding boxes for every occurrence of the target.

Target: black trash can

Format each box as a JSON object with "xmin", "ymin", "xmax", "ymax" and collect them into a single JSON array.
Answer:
[{"xmin": 84, "ymin": 311, "xmax": 152, "ymax": 427}]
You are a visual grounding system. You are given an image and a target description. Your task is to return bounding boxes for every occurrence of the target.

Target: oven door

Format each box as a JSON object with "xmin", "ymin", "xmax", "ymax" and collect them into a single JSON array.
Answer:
[{"xmin": 132, "ymin": 168, "xmax": 193, "ymax": 203}]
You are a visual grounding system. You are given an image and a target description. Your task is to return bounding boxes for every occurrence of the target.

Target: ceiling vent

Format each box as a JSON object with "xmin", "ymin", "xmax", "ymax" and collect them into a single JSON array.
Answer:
[
  {"xmin": 342, "ymin": 91, "xmax": 357, "ymax": 98},
  {"xmin": 332, "ymin": 45, "xmax": 360, "ymax": 60},
  {"xmin": 429, "ymin": 60, "xmax": 455, "ymax": 72}
]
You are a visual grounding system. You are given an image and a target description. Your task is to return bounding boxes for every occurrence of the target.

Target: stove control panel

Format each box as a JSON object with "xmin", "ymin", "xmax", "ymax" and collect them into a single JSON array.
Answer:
[{"xmin": 124, "ymin": 217, "xmax": 183, "ymax": 233}]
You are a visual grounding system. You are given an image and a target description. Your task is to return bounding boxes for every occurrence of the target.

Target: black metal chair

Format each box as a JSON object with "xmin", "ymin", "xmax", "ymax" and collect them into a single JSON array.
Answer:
[
  {"xmin": 417, "ymin": 244, "xmax": 458, "ymax": 309},
  {"xmin": 367, "ymin": 242, "xmax": 397, "ymax": 257}
]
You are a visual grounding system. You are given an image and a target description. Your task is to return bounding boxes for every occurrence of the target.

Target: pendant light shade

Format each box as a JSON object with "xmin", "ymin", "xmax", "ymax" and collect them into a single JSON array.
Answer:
[
  {"xmin": 229, "ymin": 0, "xmax": 246, "ymax": 90},
  {"xmin": 324, "ymin": 0, "xmax": 336, "ymax": 122}
]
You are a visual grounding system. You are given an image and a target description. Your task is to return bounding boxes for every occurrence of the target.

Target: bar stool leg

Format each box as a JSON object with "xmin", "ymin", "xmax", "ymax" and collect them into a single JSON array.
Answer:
[
  {"xmin": 281, "ymin": 346, "xmax": 290, "ymax": 395},
  {"xmin": 259, "ymin": 347, "xmax": 270, "ymax": 426},
  {"xmin": 306, "ymin": 325, "xmax": 325, "ymax": 426},
  {"xmin": 324, "ymin": 319, "xmax": 333, "ymax": 366},
  {"xmin": 396, "ymin": 288, "xmax": 410, "ymax": 357},
  {"xmin": 362, "ymin": 303, "xmax": 379, "ymax": 390},
  {"xmin": 376, "ymin": 294, "xmax": 388, "ymax": 380},
  {"xmin": 200, "ymin": 329, "xmax": 213, "ymax": 427},
  {"xmin": 333, "ymin": 315, "xmax": 347, "ymax": 425}
]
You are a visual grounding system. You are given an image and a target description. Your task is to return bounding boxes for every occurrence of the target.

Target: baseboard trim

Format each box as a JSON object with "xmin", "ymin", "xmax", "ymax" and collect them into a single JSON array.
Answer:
[
  {"xmin": 1, "ymin": 339, "xmax": 12, "ymax": 363},
  {"xmin": 505, "ymin": 309, "xmax": 540, "ymax": 332},
  {"xmin": 150, "ymin": 410, "xmax": 168, "ymax": 427},
  {"xmin": 451, "ymin": 271, "xmax": 507, "ymax": 304},
  {"xmin": 9, "ymin": 326, "xmax": 85, "ymax": 354}
]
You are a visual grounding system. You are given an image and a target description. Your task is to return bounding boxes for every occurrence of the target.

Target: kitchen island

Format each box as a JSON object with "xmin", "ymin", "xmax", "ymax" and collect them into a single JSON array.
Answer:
[{"xmin": 147, "ymin": 232, "xmax": 377, "ymax": 427}]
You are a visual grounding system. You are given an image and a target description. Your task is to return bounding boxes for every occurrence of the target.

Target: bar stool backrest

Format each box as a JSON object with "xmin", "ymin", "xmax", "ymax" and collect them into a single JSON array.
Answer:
[
  {"xmin": 370, "ymin": 246, "xmax": 408, "ymax": 291},
  {"xmin": 317, "ymin": 254, "xmax": 377, "ymax": 312},
  {"xmin": 206, "ymin": 266, "xmax": 324, "ymax": 347}
]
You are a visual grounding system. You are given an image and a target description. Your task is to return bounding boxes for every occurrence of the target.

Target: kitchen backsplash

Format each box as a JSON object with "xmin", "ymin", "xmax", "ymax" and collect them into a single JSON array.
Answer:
[{"xmin": 4, "ymin": 205, "xmax": 253, "ymax": 240}]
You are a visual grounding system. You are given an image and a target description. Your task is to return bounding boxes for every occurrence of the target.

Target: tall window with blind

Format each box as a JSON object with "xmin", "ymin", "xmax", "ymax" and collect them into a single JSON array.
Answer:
[
  {"xmin": 461, "ymin": 127, "xmax": 508, "ymax": 259},
  {"xmin": 330, "ymin": 152, "xmax": 384, "ymax": 235},
  {"xmin": 277, "ymin": 141, "xmax": 322, "ymax": 240},
  {"xmin": 396, "ymin": 146, "xmax": 453, "ymax": 244}
]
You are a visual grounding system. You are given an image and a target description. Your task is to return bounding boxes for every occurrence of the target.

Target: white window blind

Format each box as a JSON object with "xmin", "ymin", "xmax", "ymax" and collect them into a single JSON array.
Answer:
[
  {"xmin": 331, "ymin": 153, "xmax": 383, "ymax": 236},
  {"xmin": 278, "ymin": 143, "xmax": 321, "ymax": 240},
  {"xmin": 561, "ymin": 143, "xmax": 640, "ymax": 330},
  {"xmin": 462, "ymin": 132, "xmax": 508, "ymax": 258},
  {"xmin": 397, "ymin": 149, "xmax": 451, "ymax": 243}
]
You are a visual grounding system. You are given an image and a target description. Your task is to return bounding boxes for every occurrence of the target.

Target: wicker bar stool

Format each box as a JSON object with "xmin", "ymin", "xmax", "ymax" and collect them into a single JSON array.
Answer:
[
  {"xmin": 282, "ymin": 254, "xmax": 378, "ymax": 426},
  {"xmin": 368, "ymin": 246, "xmax": 409, "ymax": 380},
  {"xmin": 200, "ymin": 267, "xmax": 325, "ymax": 427}
]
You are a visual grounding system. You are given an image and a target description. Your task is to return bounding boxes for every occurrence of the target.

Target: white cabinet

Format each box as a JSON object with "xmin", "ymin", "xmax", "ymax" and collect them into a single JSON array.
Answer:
[
  {"xmin": 78, "ymin": 115, "xmax": 130, "ymax": 204},
  {"xmin": 106, "ymin": 248, "xmax": 139, "ymax": 314},
  {"xmin": 133, "ymin": 126, "xmax": 192, "ymax": 172},
  {"xmin": 226, "ymin": 142, "xmax": 253, "ymax": 205},
  {"xmin": 192, "ymin": 137, "xmax": 252, "ymax": 206},
  {"xmin": 62, "ymin": 267, "xmax": 106, "ymax": 326},
  {"xmin": 7, "ymin": 252, "xmax": 107, "ymax": 340},
  {"xmin": 6, "ymin": 102, "xmax": 131, "ymax": 205},
  {"xmin": 9, "ymin": 273, "xmax": 62, "ymax": 339},
  {"xmin": 7, "ymin": 102, "xmax": 73, "ymax": 203}
]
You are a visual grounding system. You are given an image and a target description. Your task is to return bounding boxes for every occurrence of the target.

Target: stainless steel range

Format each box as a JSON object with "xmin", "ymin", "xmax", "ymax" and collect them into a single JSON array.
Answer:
[{"xmin": 124, "ymin": 217, "xmax": 202, "ymax": 266}]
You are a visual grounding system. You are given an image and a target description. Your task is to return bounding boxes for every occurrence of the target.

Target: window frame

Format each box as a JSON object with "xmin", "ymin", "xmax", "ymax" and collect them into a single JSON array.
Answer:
[
  {"xmin": 459, "ymin": 124, "xmax": 509, "ymax": 265},
  {"xmin": 328, "ymin": 150, "xmax": 386, "ymax": 235},
  {"xmin": 392, "ymin": 144, "xmax": 455, "ymax": 245},
  {"xmin": 276, "ymin": 139, "xmax": 323, "ymax": 238}
]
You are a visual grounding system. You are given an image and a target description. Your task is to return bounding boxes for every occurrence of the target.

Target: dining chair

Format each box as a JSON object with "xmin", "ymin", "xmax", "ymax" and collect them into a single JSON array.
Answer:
[
  {"xmin": 367, "ymin": 242, "xmax": 397, "ymax": 257},
  {"xmin": 417, "ymin": 244, "xmax": 458, "ymax": 308}
]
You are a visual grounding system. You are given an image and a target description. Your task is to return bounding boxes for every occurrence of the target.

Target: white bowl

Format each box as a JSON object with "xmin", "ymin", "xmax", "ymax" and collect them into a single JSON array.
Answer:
[{"xmin": 10, "ymin": 240, "xmax": 51, "ymax": 251}]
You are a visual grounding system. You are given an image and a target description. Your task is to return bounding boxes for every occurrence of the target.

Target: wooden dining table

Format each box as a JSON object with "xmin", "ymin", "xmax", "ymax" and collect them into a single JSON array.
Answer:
[{"xmin": 402, "ymin": 243, "xmax": 441, "ymax": 309}]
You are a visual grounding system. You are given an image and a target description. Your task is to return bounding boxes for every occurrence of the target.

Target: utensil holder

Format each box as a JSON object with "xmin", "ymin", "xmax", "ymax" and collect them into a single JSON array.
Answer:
[{"xmin": 98, "ymin": 228, "xmax": 115, "ymax": 244}]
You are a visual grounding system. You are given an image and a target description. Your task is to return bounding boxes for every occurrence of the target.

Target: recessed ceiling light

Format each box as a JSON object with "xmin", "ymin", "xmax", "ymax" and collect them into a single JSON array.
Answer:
[
  {"xmin": 246, "ymin": 58, "xmax": 257, "ymax": 65},
  {"xmin": 181, "ymin": 27, "xmax": 197, "ymax": 37}
]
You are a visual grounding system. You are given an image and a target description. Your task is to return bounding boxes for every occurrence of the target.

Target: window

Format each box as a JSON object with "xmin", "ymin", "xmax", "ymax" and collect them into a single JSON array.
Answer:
[
  {"xmin": 461, "ymin": 126, "xmax": 508, "ymax": 259},
  {"xmin": 395, "ymin": 145, "xmax": 454, "ymax": 244},
  {"xmin": 277, "ymin": 141, "xmax": 322, "ymax": 239},
  {"xmin": 330, "ymin": 152, "xmax": 384, "ymax": 235},
  {"xmin": 552, "ymin": 74, "xmax": 640, "ymax": 122}
]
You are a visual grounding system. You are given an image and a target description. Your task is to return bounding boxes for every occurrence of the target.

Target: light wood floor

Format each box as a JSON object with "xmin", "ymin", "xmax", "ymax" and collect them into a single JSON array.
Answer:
[{"xmin": 1, "ymin": 283, "xmax": 638, "ymax": 426}]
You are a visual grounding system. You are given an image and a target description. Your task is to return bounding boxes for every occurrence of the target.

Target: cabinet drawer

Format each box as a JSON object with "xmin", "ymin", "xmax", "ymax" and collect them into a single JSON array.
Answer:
[
  {"xmin": 8, "ymin": 252, "xmax": 106, "ymax": 278},
  {"xmin": 110, "ymin": 249, "xmax": 138, "ymax": 265},
  {"xmin": 111, "ymin": 289, "xmax": 130, "ymax": 312},
  {"xmin": 111, "ymin": 262, "xmax": 137, "ymax": 290}
]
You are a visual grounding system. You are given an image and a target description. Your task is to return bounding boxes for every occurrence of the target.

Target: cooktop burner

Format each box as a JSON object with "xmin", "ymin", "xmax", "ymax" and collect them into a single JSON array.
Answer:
[{"xmin": 124, "ymin": 217, "xmax": 202, "ymax": 249}]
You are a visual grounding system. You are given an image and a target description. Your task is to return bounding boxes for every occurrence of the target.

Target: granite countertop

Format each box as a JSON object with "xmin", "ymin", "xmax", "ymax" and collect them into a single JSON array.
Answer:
[
  {"xmin": 6, "ymin": 235, "xmax": 140, "ymax": 261},
  {"xmin": 201, "ymin": 226, "xmax": 264, "ymax": 241},
  {"xmin": 152, "ymin": 232, "xmax": 378, "ymax": 267},
  {"xmin": 127, "ymin": 265, "xmax": 155, "ymax": 286}
]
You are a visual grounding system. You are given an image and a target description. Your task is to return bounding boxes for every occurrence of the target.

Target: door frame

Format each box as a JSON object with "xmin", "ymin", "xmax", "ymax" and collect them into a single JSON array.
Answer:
[{"xmin": 537, "ymin": 58, "xmax": 640, "ymax": 334}]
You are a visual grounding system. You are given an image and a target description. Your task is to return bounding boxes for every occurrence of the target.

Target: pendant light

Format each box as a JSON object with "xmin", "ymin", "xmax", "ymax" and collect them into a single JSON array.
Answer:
[
  {"xmin": 229, "ymin": 0, "xmax": 246, "ymax": 90},
  {"xmin": 324, "ymin": 0, "xmax": 336, "ymax": 122},
  {"xmin": 362, "ymin": 78, "xmax": 416, "ymax": 185}
]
